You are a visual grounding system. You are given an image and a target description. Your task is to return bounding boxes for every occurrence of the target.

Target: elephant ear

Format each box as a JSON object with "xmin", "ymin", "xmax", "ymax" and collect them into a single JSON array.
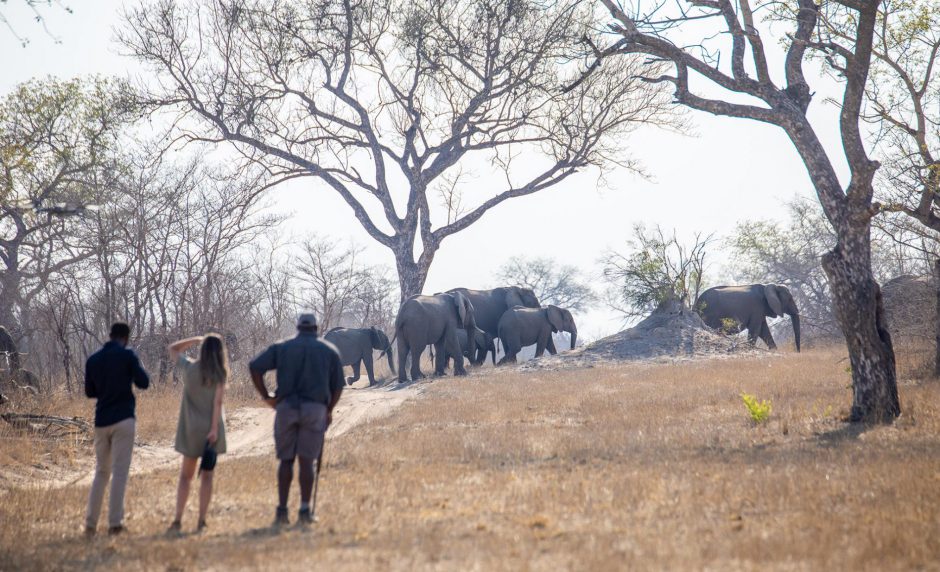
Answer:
[
  {"xmin": 546, "ymin": 306, "xmax": 565, "ymax": 332},
  {"xmin": 504, "ymin": 287, "xmax": 525, "ymax": 309},
  {"xmin": 765, "ymin": 284, "xmax": 784, "ymax": 317},
  {"xmin": 452, "ymin": 292, "xmax": 468, "ymax": 327}
]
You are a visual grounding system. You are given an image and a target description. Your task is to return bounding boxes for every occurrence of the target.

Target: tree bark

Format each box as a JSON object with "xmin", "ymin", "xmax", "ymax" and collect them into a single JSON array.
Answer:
[
  {"xmin": 822, "ymin": 224, "xmax": 900, "ymax": 423},
  {"xmin": 934, "ymin": 258, "xmax": 940, "ymax": 377},
  {"xmin": 394, "ymin": 250, "xmax": 430, "ymax": 303}
]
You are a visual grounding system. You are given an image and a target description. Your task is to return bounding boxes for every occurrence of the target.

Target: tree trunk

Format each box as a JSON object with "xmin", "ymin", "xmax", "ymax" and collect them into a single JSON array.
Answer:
[
  {"xmin": 821, "ymin": 225, "xmax": 900, "ymax": 423},
  {"xmin": 934, "ymin": 258, "xmax": 940, "ymax": 377},
  {"xmin": 394, "ymin": 247, "xmax": 431, "ymax": 303}
]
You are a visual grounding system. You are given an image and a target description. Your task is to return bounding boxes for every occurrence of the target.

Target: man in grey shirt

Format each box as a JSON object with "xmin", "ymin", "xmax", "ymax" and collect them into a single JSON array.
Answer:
[{"xmin": 249, "ymin": 312, "xmax": 344, "ymax": 525}]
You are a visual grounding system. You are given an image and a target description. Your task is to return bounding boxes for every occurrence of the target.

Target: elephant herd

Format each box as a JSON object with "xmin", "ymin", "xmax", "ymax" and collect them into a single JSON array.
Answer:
[
  {"xmin": 323, "ymin": 286, "xmax": 579, "ymax": 386},
  {"xmin": 0, "ymin": 283, "xmax": 798, "ymax": 399},
  {"xmin": 324, "ymin": 282, "xmax": 800, "ymax": 387}
]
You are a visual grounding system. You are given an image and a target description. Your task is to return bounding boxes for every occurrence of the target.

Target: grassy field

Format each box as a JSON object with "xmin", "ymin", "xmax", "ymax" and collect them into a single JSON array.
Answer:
[{"xmin": 1, "ymin": 347, "xmax": 939, "ymax": 570}]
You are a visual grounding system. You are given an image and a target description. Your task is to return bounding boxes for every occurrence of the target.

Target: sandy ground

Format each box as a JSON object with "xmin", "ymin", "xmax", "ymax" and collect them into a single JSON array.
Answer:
[{"xmin": 7, "ymin": 381, "xmax": 419, "ymax": 490}]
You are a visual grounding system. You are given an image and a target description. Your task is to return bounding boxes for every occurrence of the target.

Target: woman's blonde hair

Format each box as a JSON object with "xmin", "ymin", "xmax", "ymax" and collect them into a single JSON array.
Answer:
[{"xmin": 199, "ymin": 334, "xmax": 229, "ymax": 387}]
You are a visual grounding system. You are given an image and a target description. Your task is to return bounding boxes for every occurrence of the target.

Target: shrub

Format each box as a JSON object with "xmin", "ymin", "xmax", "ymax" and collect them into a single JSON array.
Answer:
[{"xmin": 741, "ymin": 393, "xmax": 772, "ymax": 423}]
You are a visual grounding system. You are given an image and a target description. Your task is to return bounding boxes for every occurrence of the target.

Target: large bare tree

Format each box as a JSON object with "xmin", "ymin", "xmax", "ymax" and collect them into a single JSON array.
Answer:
[
  {"xmin": 573, "ymin": 0, "xmax": 903, "ymax": 423},
  {"xmin": 120, "ymin": 0, "xmax": 675, "ymax": 299}
]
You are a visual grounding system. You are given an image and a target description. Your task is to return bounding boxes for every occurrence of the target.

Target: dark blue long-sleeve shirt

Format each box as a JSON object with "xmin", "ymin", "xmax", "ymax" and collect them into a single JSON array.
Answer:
[{"xmin": 85, "ymin": 341, "xmax": 150, "ymax": 427}]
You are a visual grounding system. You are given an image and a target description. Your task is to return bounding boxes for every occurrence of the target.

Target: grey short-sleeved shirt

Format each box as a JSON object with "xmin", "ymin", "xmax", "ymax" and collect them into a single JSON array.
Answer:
[
  {"xmin": 249, "ymin": 332, "xmax": 345, "ymax": 406},
  {"xmin": 174, "ymin": 355, "xmax": 226, "ymax": 457}
]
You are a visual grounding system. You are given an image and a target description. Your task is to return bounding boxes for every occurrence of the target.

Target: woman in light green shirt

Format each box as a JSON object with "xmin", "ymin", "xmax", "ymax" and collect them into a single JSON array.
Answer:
[{"xmin": 166, "ymin": 334, "xmax": 228, "ymax": 533}]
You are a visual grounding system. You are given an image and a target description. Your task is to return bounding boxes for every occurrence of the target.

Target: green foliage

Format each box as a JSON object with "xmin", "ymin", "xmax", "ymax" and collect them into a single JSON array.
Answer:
[
  {"xmin": 720, "ymin": 317, "xmax": 740, "ymax": 333},
  {"xmin": 0, "ymin": 76, "xmax": 131, "ymax": 207},
  {"xmin": 602, "ymin": 224, "xmax": 714, "ymax": 318},
  {"xmin": 740, "ymin": 393, "xmax": 772, "ymax": 424}
]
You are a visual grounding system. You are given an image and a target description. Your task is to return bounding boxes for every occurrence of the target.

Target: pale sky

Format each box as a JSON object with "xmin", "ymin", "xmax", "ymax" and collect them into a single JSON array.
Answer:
[{"xmin": 0, "ymin": 1, "xmax": 849, "ymax": 340}]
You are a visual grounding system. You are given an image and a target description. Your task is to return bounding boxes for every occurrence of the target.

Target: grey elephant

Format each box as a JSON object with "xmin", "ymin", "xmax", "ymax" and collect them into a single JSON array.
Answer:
[
  {"xmin": 436, "ymin": 327, "xmax": 497, "ymax": 368},
  {"xmin": 0, "ymin": 325, "xmax": 39, "ymax": 394},
  {"xmin": 324, "ymin": 326, "xmax": 395, "ymax": 386},
  {"xmin": 695, "ymin": 284, "xmax": 801, "ymax": 351},
  {"xmin": 446, "ymin": 287, "xmax": 540, "ymax": 338},
  {"xmin": 461, "ymin": 328, "xmax": 497, "ymax": 366},
  {"xmin": 394, "ymin": 291, "xmax": 476, "ymax": 382},
  {"xmin": 0, "ymin": 326, "xmax": 20, "ymax": 372},
  {"xmin": 497, "ymin": 305, "xmax": 578, "ymax": 365}
]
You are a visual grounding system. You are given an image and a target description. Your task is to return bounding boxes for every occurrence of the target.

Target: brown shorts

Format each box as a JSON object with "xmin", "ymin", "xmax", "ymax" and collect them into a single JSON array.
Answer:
[{"xmin": 273, "ymin": 400, "xmax": 328, "ymax": 461}]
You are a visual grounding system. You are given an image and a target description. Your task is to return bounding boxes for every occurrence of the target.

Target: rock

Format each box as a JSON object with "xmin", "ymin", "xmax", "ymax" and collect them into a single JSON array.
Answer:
[{"xmin": 881, "ymin": 274, "xmax": 935, "ymax": 342}]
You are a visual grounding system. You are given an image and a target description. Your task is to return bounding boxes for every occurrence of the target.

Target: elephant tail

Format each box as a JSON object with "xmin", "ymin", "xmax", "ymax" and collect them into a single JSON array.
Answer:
[{"xmin": 379, "ymin": 331, "xmax": 398, "ymax": 363}]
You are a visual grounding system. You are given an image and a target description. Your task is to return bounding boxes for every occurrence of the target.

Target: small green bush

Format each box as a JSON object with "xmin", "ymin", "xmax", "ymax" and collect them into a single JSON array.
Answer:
[{"xmin": 741, "ymin": 393, "xmax": 772, "ymax": 423}]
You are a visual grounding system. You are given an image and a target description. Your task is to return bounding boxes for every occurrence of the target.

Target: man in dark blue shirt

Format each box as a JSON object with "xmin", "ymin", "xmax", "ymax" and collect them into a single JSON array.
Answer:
[{"xmin": 84, "ymin": 322, "xmax": 150, "ymax": 536}]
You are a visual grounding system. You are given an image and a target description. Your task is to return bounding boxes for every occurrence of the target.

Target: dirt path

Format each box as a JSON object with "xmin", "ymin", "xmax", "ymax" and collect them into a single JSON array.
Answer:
[{"xmin": 16, "ymin": 383, "xmax": 419, "ymax": 490}]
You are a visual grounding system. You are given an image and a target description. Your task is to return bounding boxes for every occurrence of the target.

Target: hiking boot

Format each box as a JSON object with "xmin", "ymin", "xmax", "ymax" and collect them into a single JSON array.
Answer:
[
  {"xmin": 107, "ymin": 525, "xmax": 126, "ymax": 536},
  {"xmin": 83, "ymin": 526, "xmax": 96, "ymax": 539},
  {"xmin": 274, "ymin": 507, "xmax": 289, "ymax": 527},
  {"xmin": 197, "ymin": 520, "xmax": 208, "ymax": 533},
  {"xmin": 298, "ymin": 508, "xmax": 316, "ymax": 525}
]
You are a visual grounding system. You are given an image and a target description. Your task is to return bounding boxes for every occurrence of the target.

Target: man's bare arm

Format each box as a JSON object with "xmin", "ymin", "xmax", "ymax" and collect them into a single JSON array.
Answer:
[{"xmin": 250, "ymin": 369, "xmax": 277, "ymax": 408}]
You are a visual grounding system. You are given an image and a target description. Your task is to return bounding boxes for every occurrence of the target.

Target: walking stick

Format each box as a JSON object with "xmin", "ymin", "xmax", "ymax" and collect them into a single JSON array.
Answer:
[{"xmin": 310, "ymin": 441, "xmax": 325, "ymax": 521}]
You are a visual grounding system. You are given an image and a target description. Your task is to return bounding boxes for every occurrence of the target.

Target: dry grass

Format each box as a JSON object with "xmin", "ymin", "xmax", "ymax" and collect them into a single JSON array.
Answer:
[
  {"xmin": 2, "ymin": 347, "xmax": 940, "ymax": 571},
  {"xmin": 0, "ymin": 378, "xmax": 257, "ymax": 488}
]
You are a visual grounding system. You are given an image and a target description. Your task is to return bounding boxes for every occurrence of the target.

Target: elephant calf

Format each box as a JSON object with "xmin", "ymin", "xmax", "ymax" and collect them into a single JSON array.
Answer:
[
  {"xmin": 437, "ymin": 327, "xmax": 497, "ymax": 368},
  {"xmin": 323, "ymin": 326, "xmax": 395, "ymax": 386},
  {"xmin": 497, "ymin": 305, "xmax": 577, "ymax": 365}
]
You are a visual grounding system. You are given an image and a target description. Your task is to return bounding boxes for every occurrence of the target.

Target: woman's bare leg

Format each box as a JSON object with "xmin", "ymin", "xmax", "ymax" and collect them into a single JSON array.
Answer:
[
  {"xmin": 198, "ymin": 470, "xmax": 214, "ymax": 526},
  {"xmin": 174, "ymin": 456, "xmax": 199, "ymax": 523}
]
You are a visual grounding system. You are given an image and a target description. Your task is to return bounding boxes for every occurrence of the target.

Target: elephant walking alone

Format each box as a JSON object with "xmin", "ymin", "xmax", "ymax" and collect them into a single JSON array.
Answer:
[
  {"xmin": 323, "ymin": 326, "xmax": 395, "ymax": 386},
  {"xmin": 695, "ymin": 284, "xmax": 801, "ymax": 351},
  {"xmin": 497, "ymin": 305, "xmax": 577, "ymax": 365},
  {"xmin": 394, "ymin": 292, "xmax": 476, "ymax": 383}
]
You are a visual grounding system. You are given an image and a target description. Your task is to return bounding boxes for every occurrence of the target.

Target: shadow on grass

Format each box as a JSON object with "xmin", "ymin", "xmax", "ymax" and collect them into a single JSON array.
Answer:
[{"xmin": 814, "ymin": 422, "xmax": 869, "ymax": 446}]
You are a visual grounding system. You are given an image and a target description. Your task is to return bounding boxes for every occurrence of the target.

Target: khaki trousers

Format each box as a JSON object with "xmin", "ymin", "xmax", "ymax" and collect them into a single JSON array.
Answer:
[{"xmin": 85, "ymin": 417, "xmax": 136, "ymax": 529}]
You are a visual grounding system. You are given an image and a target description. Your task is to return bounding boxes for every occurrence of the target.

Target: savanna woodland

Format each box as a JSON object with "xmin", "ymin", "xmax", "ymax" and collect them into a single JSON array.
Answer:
[{"xmin": 1, "ymin": 0, "xmax": 939, "ymax": 570}]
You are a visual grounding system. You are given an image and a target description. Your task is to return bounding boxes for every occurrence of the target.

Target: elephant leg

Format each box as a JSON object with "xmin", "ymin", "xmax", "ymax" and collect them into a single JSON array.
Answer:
[
  {"xmin": 497, "ymin": 337, "xmax": 518, "ymax": 365},
  {"xmin": 535, "ymin": 333, "xmax": 548, "ymax": 358},
  {"xmin": 410, "ymin": 345, "xmax": 425, "ymax": 380},
  {"xmin": 433, "ymin": 341, "xmax": 447, "ymax": 376},
  {"xmin": 745, "ymin": 317, "xmax": 763, "ymax": 346},
  {"xmin": 758, "ymin": 320, "xmax": 777, "ymax": 350},
  {"xmin": 347, "ymin": 360, "xmax": 361, "ymax": 385},
  {"xmin": 362, "ymin": 354, "xmax": 376, "ymax": 386},
  {"xmin": 398, "ymin": 336, "xmax": 409, "ymax": 383},
  {"xmin": 546, "ymin": 336, "xmax": 557, "ymax": 355},
  {"xmin": 447, "ymin": 331, "xmax": 467, "ymax": 376}
]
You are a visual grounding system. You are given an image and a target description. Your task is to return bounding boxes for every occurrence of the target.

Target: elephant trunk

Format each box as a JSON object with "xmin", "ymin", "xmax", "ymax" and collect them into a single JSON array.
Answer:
[
  {"xmin": 569, "ymin": 327, "xmax": 578, "ymax": 351},
  {"xmin": 386, "ymin": 342, "xmax": 396, "ymax": 373},
  {"xmin": 790, "ymin": 313, "xmax": 801, "ymax": 352}
]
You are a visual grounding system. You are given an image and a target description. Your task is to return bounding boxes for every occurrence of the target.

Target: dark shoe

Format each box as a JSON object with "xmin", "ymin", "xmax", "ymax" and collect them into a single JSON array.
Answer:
[
  {"xmin": 83, "ymin": 526, "xmax": 96, "ymax": 538},
  {"xmin": 166, "ymin": 521, "xmax": 182, "ymax": 537},
  {"xmin": 197, "ymin": 520, "xmax": 208, "ymax": 533},
  {"xmin": 274, "ymin": 507, "xmax": 289, "ymax": 527},
  {"xmin": 298, "ymin": 508, "xmax": 316, "ymax": 525},
  {"xmin": 107, "ymin": 525, "xmax": 126, "ymax": 536}
]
